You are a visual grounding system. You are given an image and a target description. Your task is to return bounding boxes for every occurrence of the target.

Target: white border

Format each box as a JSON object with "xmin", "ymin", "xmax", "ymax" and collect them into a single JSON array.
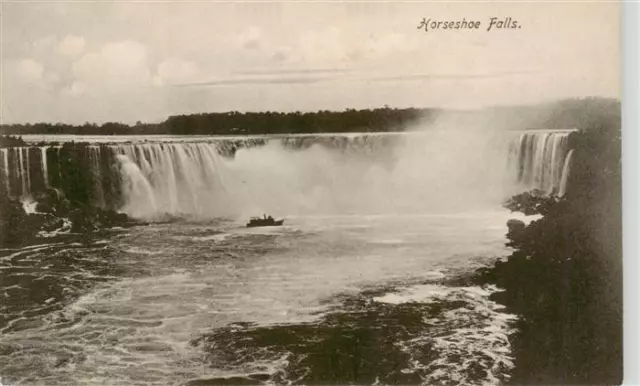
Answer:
[{"xmin": 622, "ymin": 1, "xmax": 639, "ymax": 385}]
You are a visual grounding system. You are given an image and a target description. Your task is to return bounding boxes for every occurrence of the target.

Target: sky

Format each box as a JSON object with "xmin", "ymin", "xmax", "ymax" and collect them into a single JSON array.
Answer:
[{"xmin": 1, "ymin": 1, "xmax": 620, "ymax": 124}]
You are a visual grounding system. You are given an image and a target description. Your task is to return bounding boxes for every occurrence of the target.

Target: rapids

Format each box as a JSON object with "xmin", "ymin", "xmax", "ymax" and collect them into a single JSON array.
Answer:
[{"xmin": 1, "ymin": 212, "xmax": 528, "ymax": 385}]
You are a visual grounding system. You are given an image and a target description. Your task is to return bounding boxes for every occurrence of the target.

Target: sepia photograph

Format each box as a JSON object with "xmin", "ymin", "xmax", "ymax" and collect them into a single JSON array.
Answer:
[{"xmin": 0, "ymin": 1, "xmax": 623, "ymax": 385}]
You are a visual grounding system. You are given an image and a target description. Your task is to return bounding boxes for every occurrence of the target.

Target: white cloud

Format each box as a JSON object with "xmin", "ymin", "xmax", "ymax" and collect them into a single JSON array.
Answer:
[
  {"xmin": 62, "ymin": 81, "xmax": 86, "ymax": 97},
  {"xmin": 72, "ymin": 40, "xmax": 151, "ymax": 90},
  {"xmin": 264, "ymin": 28, "xmax": 417, "ymax": 70},
  {"xmin": 237, "ymin": 26, "xmax": 263, "ymax": 51},
  {"xmin": 16, "ymin": 59, "xmax": 44, "ymax": 83},
  {"xmin": 297, "ymin": 26, "xmax": 347, "ymax": 65},
  {"xmin": 43, "ymin": 72, "xmax": 61, "ymax": 86},
  {"xmin": 58, "ymin": 35, "xmax": 86, "ymax": 57},
  {"xmin": 31, "ymin": 35, "xmax": 57, "ymax": 54},
  {"xmin": 1, "ymin": 2, "xmax": 620, "ymax": 124},
  {"xmin": 154, "ymin": 58, "xmax": 200, "ymax": 86},
  {"xmin": 364, "ymin": 33, "xmax": 417, "ymax": 59}
]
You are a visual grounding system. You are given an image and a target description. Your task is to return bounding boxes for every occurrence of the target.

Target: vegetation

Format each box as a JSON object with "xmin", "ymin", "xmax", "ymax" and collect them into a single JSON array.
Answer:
[
  {"xmin": 0, "ymin": 98, "xmax": 619, "ymax": 136},
  {"xmin": 0, "ymin": 107, "xmax": 431, "ymax": 136},
  {"xmin": 476, "ymin": 121, "xmax": 622, "ymax": 384}
]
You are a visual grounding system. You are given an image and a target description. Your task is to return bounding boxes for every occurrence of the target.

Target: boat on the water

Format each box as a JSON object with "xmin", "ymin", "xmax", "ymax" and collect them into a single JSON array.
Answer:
[{"xmin": 246, "ymin": 215, "xmax": 284, "ymax": 228}]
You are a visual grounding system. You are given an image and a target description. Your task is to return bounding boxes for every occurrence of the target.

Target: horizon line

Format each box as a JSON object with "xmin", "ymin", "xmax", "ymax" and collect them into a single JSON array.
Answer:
[{"xmin": 0, "ymin": 96, "xmax": 620, "ymax": 127}]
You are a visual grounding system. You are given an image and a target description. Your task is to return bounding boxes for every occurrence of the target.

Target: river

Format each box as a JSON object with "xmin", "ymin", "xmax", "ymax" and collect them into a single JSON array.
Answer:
[{"xmin": 0, "ymin": 131, "xmax": 568, "ymax": 385}]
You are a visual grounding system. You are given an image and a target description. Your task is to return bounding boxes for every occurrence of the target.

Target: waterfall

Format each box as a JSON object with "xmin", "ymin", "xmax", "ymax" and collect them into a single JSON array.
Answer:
[
  {"xmin": 0, "ymin": 131, "xmax": 575, "ymax": 219},
  {"xmin": 41, "ymin": 147, "xmax": 49, "ymax": 188},
  {"xmin": 558, "ymin": 150, "xmax": 574, "ymax": 197},
  {"xmin": 25, "ymin": 147, "xmax": 31, "ymax": 194},
  {"xmin": 88, "ymin": 146, "xmax": 105, "ymax": 207},
  {"xmin": 1, "ymin": 148, "xmax": 9, "ymax": 194},
  {"xmin": 510, "ymin": 131, "xmax": 573, "ymax": 195},
  {"xmin": 18, "ymin": 148, "xmax": 27, "ymax": 197},
  {"xmin": 114, "ymin": 142, "xmax": 234, "ymax": 218},
  {"xmin": 116, "ymin": 154, "xmax": 159, "ymax": 218}
]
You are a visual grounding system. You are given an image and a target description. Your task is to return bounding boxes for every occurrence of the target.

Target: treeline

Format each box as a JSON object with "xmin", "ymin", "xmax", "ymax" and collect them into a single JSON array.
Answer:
[
  {"xmin": 476, "ymin": 119, "xmax": 622, "ymax": 384},
  {"xmin": 0, "ymin": 107, "xmax": 431, "ymax": 136},
  {"xmin": 0, "ymin": 98, "xmax": 620, "ymax": 136}
]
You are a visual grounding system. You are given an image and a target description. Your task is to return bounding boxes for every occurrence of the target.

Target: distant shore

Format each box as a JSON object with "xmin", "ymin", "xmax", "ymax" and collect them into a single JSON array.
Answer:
[{"xmin": 0, "ymin": 97, "xmax": 620, "ymax": 137}]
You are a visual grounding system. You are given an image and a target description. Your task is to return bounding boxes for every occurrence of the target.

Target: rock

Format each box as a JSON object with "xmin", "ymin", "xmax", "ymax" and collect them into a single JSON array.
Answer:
[
  {"xmin": 30, "ymin": 188, "xmax": 71, "ymax": 216},
  {"xmin": 0, "ymin": 201, "xmax": 56, "ymax": 246},
  {"xmin": 506, "ymin": 219, "xmax": 527, "ymax": 249},
  {"xmin": 67, "ymin": 206, "xmax": 142, "ymax": 233},
  {"xmin": 40, "ymin": 215, "xmax": 65, "ymax": 232},
  {"xmin": 22, "ymin": 213, "xmax": 66, "ymax": 233},
  {"xmin": 507, "ymin": 219, "xmax": 526, "ymax": 231},
  {"xmin": 69, "ymin": 208, "xmax": 97, "ymax": 233},
  {"xmin": 35, "ymin": 201, "xmax": 55, "ymax": 214}
]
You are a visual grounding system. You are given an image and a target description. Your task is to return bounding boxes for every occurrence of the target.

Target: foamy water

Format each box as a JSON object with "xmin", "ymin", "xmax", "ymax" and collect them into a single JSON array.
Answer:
[
  {"xmin": 0, "ymin": 210, "xmax": 523, "ymax": 385},
  {"xmin": 0, "ymin": 127, "xmax": 548, "ymax": 385}
]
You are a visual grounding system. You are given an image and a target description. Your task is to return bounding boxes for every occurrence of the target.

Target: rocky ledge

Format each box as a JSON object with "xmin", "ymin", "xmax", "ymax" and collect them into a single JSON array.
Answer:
[{"xmin": 1, "ymin": 189, "xmax": 146, "ymax": 247}]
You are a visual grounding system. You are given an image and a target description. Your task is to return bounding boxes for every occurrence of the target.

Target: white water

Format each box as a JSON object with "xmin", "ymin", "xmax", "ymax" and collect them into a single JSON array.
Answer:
[
  {"xmin": 558, "ymin": 149, "xmax": 574, "ymax": 196},
  {"xmin": 40, "ymin": 147, "xmax": 48, "ymax": 188},
  {"xmin": 0, "ymin": 210, "xmax": 526, "ymax": 386},
  {"xmin": 1, "ymin": 128, "xmax": 556, "ymax": 385},
  {"xmin": 514, "ymin": 131, "xmax": 572, "ymax": 194},
  {"xmin": 112, "ymin": 128, "xmax": 518, "ymax": 220},
  {"xmin": 375, "ymin": 283, "xmax": 517, "ymax": 385},
  {"xmin": 20, "ymin": 196, "xmax": 38, "ymax": 214},
  {"xmin": 1, "ymin": 130, "xmax": 574, "ymax": 210},
  {"xmin": 1, "ymin": 148, "xmax": 9, "ymax": 194}
]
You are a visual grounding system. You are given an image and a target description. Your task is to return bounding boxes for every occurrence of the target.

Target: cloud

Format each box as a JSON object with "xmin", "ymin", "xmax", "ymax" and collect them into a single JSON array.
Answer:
[
  {"xmin": 62, "ymin": 81, "xmax": 86, "ymax": 97},
  {"xmin": 176, "ymin": 75, "xmax": 332, "ymax": 88},
  {"xmin": 296, "ymin": 26, "xmax": 348, "ymax": 65},
  {"xmin": 57, "ymin": 35, "xmax": 86, "ymax": 57},
  {"xmin": 5, "ymin": 58, "xmax": 60, "ymax": 93},
  {"xmin": 175, "ymin": 70, "xmax": 536, "ymax": 89},
  {"xmin": 72, "ymin": 40, "xmax": 151, "ymax": 91},
  {"xmin": 153, "ymin": 58, "xmax": 200, "ymax": 86},
  {"xmin": 0, "ymin": 2, "xmax": 619, "ymax": 124},
  {"xmin": 260, "ymin": 29, "xmax": 418, "ymax": 71},
  {"xmin": 16, "ymin": 59, "xmax": 44, "ymax": 83},
  {"xmin": 366, "ymin": 70, "xmax": 541, "ymax": 83},
  {"xmin": 237, "ymin": 26, "xmax": 263, "ymax": 51},
  {"xmin": 361, "ymin": 33, "xmax": 417, "ymax": 60},
  {"xmin": 236, "ymin": 68, "xmax": 351, "ymax": 76},
  {"xmin": 31, "ymin": 35, "xmax": 57, "ymax": 55}
]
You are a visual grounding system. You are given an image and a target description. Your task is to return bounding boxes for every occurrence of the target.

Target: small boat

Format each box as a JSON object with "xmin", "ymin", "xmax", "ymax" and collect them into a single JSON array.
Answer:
[{"xmin": 246, "ymin": 215, "xmax": 284, "ymax": 228}]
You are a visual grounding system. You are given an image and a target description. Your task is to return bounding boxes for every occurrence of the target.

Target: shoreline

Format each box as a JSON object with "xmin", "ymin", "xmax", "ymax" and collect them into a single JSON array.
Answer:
[{"xmin": 473, "ymin": 119, "xmax": 623, "ymax": 383}]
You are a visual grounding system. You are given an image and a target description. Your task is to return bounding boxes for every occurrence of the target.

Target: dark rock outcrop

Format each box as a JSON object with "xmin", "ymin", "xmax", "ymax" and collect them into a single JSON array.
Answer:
[
  {"xmin": 475, "ymin": 122, "xmax": 622, "ymax": 385},
  {"xmin": 1, "ymin": 192, "xmax": 145, "ymax": 246}
]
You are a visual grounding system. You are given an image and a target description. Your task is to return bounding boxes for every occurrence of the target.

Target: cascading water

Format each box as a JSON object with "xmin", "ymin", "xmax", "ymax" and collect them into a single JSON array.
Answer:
[
  {"xmin": 116, "ymin": 154, "xmax": 159, "ymax": 218},
  {"xmin": 0, "ymin": 129, "xmax": 579, "ymax": 386},
  {"xmin": 0, "ymin": 131, "xmax": 575, "ymax": 219},
  {"xmin": 41, "ymin": 146, "xmax": 49, "ymax": 188},
  {"xmin": 558, "ymin": 149, "xmax": 574, "ymax": 197},
  {"xmin": 18, "ymin": 147, "xmax": 27, "ymax": 196},
  {"xmin": 512, "ymin": 131, "xmax": 573, "ymax": 195},
  {"xmin": 1, "ymin": 148, "xmax": 9, "ymax": 194}
]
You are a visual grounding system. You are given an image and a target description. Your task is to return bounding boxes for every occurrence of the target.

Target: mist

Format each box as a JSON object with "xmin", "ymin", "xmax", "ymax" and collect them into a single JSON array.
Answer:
[{"xmin": 117, "ymin": 110, "xmax": 525, "ymax": 220}]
